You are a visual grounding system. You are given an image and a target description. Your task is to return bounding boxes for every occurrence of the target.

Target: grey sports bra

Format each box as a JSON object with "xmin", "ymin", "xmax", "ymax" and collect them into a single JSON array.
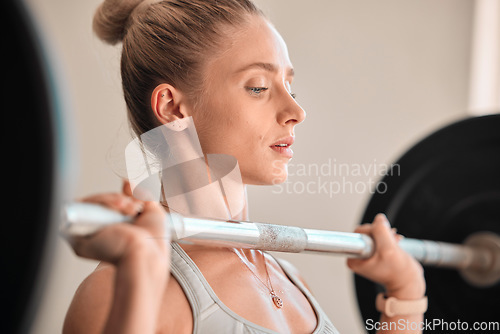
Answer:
[{"xmin": 170, "ymin": 242, "xmax": 340, "ymax": 334}]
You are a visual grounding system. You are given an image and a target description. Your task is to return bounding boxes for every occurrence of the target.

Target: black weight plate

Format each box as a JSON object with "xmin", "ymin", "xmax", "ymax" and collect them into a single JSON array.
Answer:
[{"xmin": 355, "ymin": 114, "xmax": 500, "ymax": 333}]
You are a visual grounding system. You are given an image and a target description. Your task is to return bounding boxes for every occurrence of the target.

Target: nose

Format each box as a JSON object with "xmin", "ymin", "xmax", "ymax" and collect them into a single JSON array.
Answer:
[{"xmin": 277, "ymin": 90, "xmax": 306, "ymax": 126}]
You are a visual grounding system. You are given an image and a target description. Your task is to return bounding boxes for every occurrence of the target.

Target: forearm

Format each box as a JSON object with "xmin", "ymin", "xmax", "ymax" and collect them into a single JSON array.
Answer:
[{"xmin": 103, "ymin": 249, "xmax": 168, "ymax": 334}]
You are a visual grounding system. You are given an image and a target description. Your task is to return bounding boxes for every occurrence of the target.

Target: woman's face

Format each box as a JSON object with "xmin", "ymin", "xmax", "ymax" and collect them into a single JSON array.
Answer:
[{"xmin": 193, "ymin": 15, "xmax": 306, "ymax": 185}]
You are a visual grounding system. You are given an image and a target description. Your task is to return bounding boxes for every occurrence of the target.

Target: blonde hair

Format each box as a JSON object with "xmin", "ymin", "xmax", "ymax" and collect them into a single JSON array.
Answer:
[{"xmin": 93, "ymin": 0, "xmax": 262, "ymax": 136}]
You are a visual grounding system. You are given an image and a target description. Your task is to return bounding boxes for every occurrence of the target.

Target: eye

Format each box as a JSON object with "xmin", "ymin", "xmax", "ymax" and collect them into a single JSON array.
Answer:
[
  {"xmin": 246, "ymin": 86, "xmax": 269, "ymax": 96},
  {"xmin": 290, "ymin": 92, "xmax": 297, "ymax": 99}
]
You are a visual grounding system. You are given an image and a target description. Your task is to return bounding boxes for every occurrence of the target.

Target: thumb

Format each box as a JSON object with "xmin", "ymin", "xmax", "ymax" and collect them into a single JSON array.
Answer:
[
  {"xmin": 371, "ymin": 213, "xmax": 397, "ymax": 252},
  {"xmin": 122, "ymin": 179, "xmax": 133, "ymax": 197}
]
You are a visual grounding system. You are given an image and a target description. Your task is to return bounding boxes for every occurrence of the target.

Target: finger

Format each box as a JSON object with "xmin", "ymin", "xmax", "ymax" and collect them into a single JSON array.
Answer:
[
  {"xmin": 122, "ymin": 179, "xmax": 133, "ymax": 197},
  {"xmin": 346, "ymin": 255, "xmax": 375, "ymax": 272},
  {"xmin": 346, "ymin": 257, "xmax": 360, "ymax": 270},
  {"xmin": 81, "ymin": 193, "xmax": 143, "ymax": 216},
  {"xmin": 371, "ymin": 213, "xmax": 398, "ymax": 251},
  {"xmin": 66, "ymin": 223, "xmax": 145, "ymax": 264},
  {"xmin": 353, "ymin": 223, "xmax": 372, "ymax": 234}
]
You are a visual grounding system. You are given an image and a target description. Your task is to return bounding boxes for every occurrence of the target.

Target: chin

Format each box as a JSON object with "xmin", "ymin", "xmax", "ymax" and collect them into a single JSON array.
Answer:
[
  {"xmin": 270, "ymin": 169, "xmax": 288, "ymax": 185},
  {"xmin": 242, "ymin": 175, "xmax": 288, "ymax": 186},
  {"xmin": 241, "ymin": 166, "xmax": 289, "ymax": 185},
  {"xmin": 270, "ymin": 159, "xmax": 289, "ymax": 183}
]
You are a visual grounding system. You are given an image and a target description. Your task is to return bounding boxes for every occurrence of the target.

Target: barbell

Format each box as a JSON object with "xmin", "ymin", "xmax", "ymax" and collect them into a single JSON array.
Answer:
[{"xmin": 62, "ymin": 201, "xmax": 500, "ymax": 288}]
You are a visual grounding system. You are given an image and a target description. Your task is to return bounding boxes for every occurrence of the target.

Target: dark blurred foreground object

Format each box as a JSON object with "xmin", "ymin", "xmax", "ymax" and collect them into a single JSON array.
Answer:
[
  {"xmin": 356, "ymin": 114, "xmax": 500, "ymax": 333},
  {"xmin": 1, "ymin": 0, "xmax": 64, "ymax": 333}
]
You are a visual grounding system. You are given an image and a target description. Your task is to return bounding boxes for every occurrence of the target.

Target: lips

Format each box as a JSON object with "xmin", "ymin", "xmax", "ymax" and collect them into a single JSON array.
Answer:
[{"xmin": 270, "ymin": 136, "xmax": 294, "ymax": 158}]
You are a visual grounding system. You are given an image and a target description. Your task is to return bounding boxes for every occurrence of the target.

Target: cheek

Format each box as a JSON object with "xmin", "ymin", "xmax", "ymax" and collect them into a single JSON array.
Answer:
[
  {"xmin": 191, "ymin": 104, "xmax": 237, "ymax": 153},
  {"xmin": 191, "ymin": 97, "xmax": 287, "ymax": 184},
  {"xmin": 201, "ymin": 108, "xmax": 263, "ymax": 153}
]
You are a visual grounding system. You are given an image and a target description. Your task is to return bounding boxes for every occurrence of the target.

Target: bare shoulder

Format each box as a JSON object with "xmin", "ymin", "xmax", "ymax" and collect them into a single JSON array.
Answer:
[
  {"xmin": 63, "ymin": 262, "xmax": 193, "ymax": 334},
  {"xmin": 63, "ymin": 263, "xmax": 115, "ymax": 334},
  {"xmin": 157, "ymin": 273, "xmax": 194, "ymax": 334},
  {"xmin": 63, "ymin": 261, "xmax": 194, "ymax": 334}
]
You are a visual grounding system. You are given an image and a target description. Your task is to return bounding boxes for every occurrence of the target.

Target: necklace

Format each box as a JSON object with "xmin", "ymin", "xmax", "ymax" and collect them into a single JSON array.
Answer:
[{"xmin": 232, "ymin": 249, "xmax": 283, "ymax": 309}]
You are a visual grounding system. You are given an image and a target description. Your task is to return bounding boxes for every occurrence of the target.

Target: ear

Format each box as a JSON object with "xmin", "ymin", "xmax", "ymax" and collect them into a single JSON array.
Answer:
[{"xmin": 151, "ymin": 84, "xmax": 190, "ymax": 124}]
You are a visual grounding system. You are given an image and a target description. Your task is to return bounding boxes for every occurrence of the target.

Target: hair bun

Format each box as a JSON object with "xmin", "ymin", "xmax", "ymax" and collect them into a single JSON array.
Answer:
[{"xmin": 93, "ymin": 0, "xmax": 147, "ymax": 45}]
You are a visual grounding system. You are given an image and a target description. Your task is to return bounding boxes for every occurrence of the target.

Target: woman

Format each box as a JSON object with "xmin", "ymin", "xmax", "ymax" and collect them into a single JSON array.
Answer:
[{"xmin": 63, "ymin": 0, "xmax": 426, "ymax": 333}]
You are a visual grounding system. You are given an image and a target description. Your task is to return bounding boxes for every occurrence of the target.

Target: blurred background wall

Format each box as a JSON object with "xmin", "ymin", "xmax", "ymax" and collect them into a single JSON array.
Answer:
[{"xmin": 23, "ymin": 0, "xmax": 480, "ymax": 333}]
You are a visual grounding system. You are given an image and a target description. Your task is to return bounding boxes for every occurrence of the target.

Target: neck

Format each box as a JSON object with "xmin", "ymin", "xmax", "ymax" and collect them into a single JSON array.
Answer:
[{"xmin": 160, "ymin": 153, "xmax": 249, "ymax": 221}]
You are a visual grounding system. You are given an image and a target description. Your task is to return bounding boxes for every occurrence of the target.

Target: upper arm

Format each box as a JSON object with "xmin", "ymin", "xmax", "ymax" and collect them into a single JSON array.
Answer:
[
  {"xmin": 63, "ymin": 265, "xmax": 115, "ymax": 334},
  {"xmin": 63, "ymin": 264, "xmax": 194, "ymax": 334},
  {"xmin": 156, "ymin": 275, "xmax": 194, "ymax": 334}
]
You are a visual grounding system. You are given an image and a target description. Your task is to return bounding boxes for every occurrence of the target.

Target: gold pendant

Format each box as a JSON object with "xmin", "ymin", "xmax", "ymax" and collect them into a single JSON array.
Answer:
[{"xmin": 271, "ymin": 291, "xmax": 283, "ymax": 308}]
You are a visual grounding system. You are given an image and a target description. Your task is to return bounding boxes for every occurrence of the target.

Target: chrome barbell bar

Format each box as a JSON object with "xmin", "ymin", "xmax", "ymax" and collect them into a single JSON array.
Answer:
[{"xmin": 62, "ymin": 202, "xmax": 500, "ymax": 287}]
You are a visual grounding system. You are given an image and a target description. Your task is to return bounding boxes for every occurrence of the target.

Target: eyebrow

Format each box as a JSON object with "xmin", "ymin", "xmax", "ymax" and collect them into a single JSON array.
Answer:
[{"xmin": 236, "ymin": 62, "xmax": 295, "ymax": 77}]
